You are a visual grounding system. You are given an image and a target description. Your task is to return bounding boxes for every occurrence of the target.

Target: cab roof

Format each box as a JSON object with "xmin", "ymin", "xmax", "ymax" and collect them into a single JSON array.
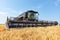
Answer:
[{"xmin": 26, "ymin": 10, "xmax": 38, "ymax": 13}]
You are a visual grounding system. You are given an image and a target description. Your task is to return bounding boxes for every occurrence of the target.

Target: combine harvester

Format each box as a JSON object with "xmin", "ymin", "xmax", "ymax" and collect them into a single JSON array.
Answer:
[{"xmin": 6, "ymin": 10, "xmax": 58, "ymax": 28}]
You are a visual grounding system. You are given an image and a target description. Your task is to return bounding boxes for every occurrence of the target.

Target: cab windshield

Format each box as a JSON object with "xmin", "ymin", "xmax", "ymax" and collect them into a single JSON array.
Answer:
[{"xmin": 28, "ymin": 12, "xmax": 38, "ymax": 19}]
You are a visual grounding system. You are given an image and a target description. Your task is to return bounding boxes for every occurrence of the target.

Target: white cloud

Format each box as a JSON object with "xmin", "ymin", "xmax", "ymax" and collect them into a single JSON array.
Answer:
[
  {"xmin": 0, "ymin": 11, "xmax": 7, "ymax": 15},
  {"xmin": 0, "ymin": 8, "xmax": 18, "ymax": 24},
  {"xmin": 0, "ymin": 11, "xmax": 7, "ymax": 24}
]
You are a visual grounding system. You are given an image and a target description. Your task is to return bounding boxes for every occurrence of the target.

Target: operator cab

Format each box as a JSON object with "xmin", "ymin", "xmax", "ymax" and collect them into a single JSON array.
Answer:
[{"xmin": 25, "ymin": 10, "xmax": 39, "ymax": 21}]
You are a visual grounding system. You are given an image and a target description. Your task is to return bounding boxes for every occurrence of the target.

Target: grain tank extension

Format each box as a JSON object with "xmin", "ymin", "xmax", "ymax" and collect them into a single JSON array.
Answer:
[{"xmin": 6, "ymin": 10, "xmax": 58, "ymax": 28}]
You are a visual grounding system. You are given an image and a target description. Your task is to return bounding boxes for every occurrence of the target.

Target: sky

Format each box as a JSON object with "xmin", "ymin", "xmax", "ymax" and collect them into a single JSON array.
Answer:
[{"xmin": 0, "ymin": 0, "xmax": 60, "ymax": 24}]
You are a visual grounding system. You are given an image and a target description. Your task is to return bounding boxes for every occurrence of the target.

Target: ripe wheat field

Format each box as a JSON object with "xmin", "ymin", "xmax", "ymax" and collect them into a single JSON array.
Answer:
[{"xmin": 0, "ymin": 24, "xmax": 60, "ymax": 40}]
